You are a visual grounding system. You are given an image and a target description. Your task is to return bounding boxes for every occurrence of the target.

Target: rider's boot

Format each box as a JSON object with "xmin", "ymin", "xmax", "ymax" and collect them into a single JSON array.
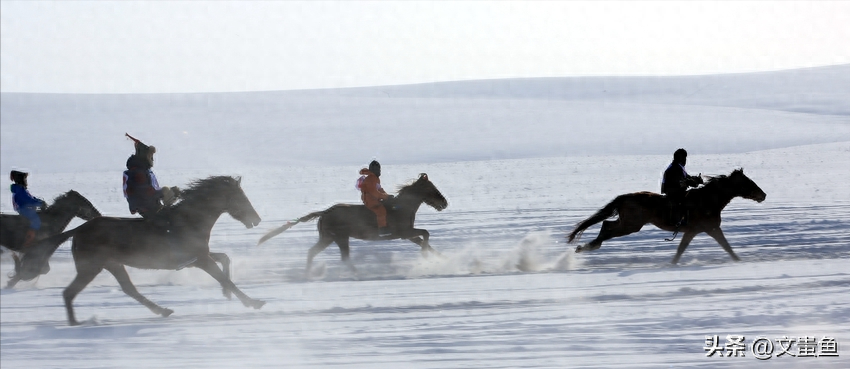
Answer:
[{"xmin": 378, "ymin": 227, "xmax": 392, "ymax": 237}]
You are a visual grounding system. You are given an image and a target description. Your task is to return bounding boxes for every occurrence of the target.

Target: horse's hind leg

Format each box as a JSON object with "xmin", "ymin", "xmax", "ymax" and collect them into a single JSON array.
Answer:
[
  {"xmin": 103, "ymin": 262, "xmax": 173, "ymax": 318},
  {"xmin": 194, "ymin": 255, "xmax": 265, "ymax": 309},
  {"xmin": 5, "ymin": 253, "xmax": 22, "ymax": 289},
  {"xmin": 63, "ymin": 266, "xmax": 103, "ymax": 326},
  {"xmin": 334, "ymin": 236, "xmax": 357, "ymax": 274},
  {"xmin": 705, "ymin": 228, "xmax": 740, "ymax": 262},
  {"xmin": 209, "ymin": 252, "xmax": 232, "ymax": 300},
  {"xmin": 576, "ymin": 220, "xmax": 641, "ymax": 253},
  {"xmin": 306, "ymin": 236, "xmax": 333, "ymax": 274}
]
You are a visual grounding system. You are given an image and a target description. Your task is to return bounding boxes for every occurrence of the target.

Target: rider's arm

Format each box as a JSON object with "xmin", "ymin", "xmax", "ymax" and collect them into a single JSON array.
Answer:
[
  {"xmin": 13, "ymin": 186, "xmax": 43, "ymax": 208},
  {"xmin": 362, "ymin": 175, "xmax": 389, "ymax": 200}
]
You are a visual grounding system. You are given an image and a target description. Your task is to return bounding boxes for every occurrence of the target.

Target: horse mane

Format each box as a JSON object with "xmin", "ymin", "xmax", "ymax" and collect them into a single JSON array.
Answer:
[
  {"xmin": 396, "ymin": 180, "xmax": 419, "ymax": 196},
  {"xmin": 396, "ymin": 175, "xmax": 429, "ymax": 197},
  {"xmin": 42, "ymin": 190, "xmax": 82, "ymax": 212},
  {"xmin": 173, "ymin": 176, "xmax": 241, "ymax": 206},
  {"xmin": 691, "ymin": 168, "xmax": 744, "ymax": 195}
]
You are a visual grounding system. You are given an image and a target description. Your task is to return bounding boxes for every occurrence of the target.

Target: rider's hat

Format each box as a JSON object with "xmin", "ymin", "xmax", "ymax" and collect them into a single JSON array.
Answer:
[
  {"xmin": 9, "ymin": 170, "xmax": 28, "ymax": 186},
  {"xmin": 369, "ymin": 160, "xmax": 381, "ymax": 177}
]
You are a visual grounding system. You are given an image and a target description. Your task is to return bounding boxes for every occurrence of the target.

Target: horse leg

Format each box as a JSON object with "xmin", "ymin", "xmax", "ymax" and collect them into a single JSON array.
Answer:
[
  {"xmin": 306, "ymin": 236, "xmax": 334, "ymax": 275},
  {"xmin": 193, "ymin": 255, "xmax": 265, "ymax": 309},
  {"xmin": 63, "ymin": 266, "xmax": 103, "ymax": 326},
  {"xmin": 671, "ymin": 231, "xmax": 698, "ymax": 265},
  {"xmin": 334, "ymin": 236, "xmax": 357, "ymax": 274},
  {"xmin": 103, "ymin": 262, "xmax": 173, "ymax": 318},
  {"xmin": 706, "ymin": 228, "xmax": 740, "ymax": 262},
  {"xmin": 576, "ymin": 220, "xmax": 641, "ymax": 253},
  {"xmin": 404, "ymin": 229, "xmax": 441, "ymax": 257},
  {"xmin": 209, "ymin": 252, "xmax": 232, "ymax": 300},
  {"xmin": 5, "ymin": 253, "xmax": 22, "ymax": 289}
]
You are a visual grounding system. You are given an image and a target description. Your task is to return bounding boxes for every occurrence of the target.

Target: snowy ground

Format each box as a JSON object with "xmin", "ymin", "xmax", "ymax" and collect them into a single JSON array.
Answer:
[{"xmin": 2, "ymin": 67, "xmax": 849, "ymax": 368}]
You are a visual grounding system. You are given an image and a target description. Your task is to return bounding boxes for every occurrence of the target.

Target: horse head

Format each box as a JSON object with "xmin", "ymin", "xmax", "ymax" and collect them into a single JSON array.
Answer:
[
  {"xmin": 401, "ymin": 173, "xmax": 448, "ymax": 211},
  {"xmin": 40, "ymin": 190, "xmax": 101, "ymax": 222},
  {"xmin": 729, "ymin": 168, "xmax": 766, "ymax": 203},
  {"xmin": 65, "ymin": 190, "xmax": 102, "ymax": 220},
  {"xmin": 222, "ymin": 176, "xmax": 262, "ymax": 228}
]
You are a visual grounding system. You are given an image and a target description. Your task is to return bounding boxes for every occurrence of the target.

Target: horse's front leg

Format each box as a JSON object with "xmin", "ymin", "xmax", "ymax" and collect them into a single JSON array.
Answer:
[
  {"xmin": 209, "ymin": 252, "xmax": 232, "ymax": 300},
  {"xmin": 194, "ymin": 255, "xmax": 265, "ymax": 309},
  {"xmin": 671, "ymin": 231, "xmax": 697, "ymax": 265},
  {"xmin": 705, "ymin": 228, "xmax": 740, "ymax": 262},
  {"xmin": 403, "ymin": 229, "xmax": 442, "ymax": 257}
]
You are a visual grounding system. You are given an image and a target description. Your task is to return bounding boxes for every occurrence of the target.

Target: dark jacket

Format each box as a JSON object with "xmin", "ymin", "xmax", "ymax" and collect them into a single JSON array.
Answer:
[
  {"xmin": 123, "ymin": 155, "xmax": 162, "ymax": 216},
  {"xmin": 661, "ymin": 162, "xmax": 702, "ymax": 201}
]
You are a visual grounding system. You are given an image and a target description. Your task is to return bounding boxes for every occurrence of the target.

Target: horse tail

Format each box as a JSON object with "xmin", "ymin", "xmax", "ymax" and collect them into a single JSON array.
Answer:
[
  {"xmin": 15, "ymin": 227, "xmax": 79, "ymax": 282},
  {"xmin": 567, "ymin": 196, "xmax": 624, "ymax": 243},
  {"xmin": 257, "ymin": 210, "xmax": 325, "ymax": 245}
]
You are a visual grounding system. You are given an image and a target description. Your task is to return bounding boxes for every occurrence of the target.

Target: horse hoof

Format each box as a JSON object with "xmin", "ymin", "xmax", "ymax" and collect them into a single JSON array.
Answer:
[
  {"xmin": 161, "ymin": 308, "xmax": 174, "ymax": 317},
  {"xmin": 249, "ymin": 300, "xmax": 266, "ymax": 309},
  {"xmin": 69, "ymin": 320, "xmax": 81, "ymax": 326},
  {"xmin": 222, "ymin": 289, "xmax": 232, "ymax": 300},
  {"xmin": 575, "ymin": 246, "xmax": 583, "ymax": 253}
]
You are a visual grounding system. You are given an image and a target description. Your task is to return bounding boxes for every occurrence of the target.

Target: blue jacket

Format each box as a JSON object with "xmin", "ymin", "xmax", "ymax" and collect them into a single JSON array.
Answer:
[{"xmin": 10, "ymin": 184, "xmax": 43, "ymax": 212}]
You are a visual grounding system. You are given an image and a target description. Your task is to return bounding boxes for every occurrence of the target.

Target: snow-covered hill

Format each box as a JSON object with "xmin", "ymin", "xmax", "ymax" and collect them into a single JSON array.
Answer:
[{"xmin": 2, "ymin": 65, "xmax": 849, "ymax": 173}]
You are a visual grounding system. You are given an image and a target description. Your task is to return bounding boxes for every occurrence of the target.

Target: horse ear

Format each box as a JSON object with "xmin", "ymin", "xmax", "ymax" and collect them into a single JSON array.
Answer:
[{"xmin": 236, "ymin": 176, "xmax": 242, "ymax": 186}]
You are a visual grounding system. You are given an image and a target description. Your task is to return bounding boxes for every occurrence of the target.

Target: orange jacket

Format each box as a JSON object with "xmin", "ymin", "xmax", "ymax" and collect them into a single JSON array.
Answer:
[{"xmin": 359, "ymin": 168, "xmax": 389, "ymax": 206}]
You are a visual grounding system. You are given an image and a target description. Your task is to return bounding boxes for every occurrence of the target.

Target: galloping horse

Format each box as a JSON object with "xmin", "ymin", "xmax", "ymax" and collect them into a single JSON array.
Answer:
[
  {"xmin": 1, "ymin": 190, "xmax": 101, "ymax": 288},
  {"xmin": 568, "ymin": 169, "xmax": 766, "ymax": 264},
  {"xmin": 17, "ymin": 176, "xmax": 265, "ymax": 326},
  {"xmin": 258, "ymin": 173, "xmax": 448, "ymax": 274}
]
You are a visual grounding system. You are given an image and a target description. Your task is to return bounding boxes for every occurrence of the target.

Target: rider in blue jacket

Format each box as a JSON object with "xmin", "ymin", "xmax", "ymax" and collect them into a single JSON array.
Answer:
[{"xmin": 10, "ymin": 170, "xmax": 47, "ymax": 248}]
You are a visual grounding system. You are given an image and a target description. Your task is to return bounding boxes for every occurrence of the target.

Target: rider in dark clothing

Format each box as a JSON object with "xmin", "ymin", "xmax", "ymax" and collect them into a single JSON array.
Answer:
[
  {"xmin": 123, "ymin": 134, "xmax": 178, "ymax": 220},
  {"xmin": 661, "ymin": 148, "xmax": 703, "ymax": 226}
]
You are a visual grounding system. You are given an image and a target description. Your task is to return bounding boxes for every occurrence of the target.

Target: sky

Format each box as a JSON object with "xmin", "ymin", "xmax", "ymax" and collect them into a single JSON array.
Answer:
[{"xmin": 1, "ymin": 1, "xmax": 849, "ymax": 93}]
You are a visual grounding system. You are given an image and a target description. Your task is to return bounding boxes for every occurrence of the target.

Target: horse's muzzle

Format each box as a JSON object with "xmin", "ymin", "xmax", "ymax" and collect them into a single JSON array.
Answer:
[{"xmin": 243, "ymin": 217, "xmax": 261, "ymax": 229}]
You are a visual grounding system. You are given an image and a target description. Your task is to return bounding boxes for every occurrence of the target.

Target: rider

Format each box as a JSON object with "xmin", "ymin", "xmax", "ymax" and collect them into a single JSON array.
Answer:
[
  {"xmin": 10, "ymin": 170, "xmax": 47, "ymax": 248},
  {"xmin": 358, "ymin": 160, "xmax": 392, "ymax": 236},
  {"xmin": 661, "ymin": 148, "xmax": 703, "ymax": 227},
  {"xmin": 123, "ymin": 134, "xmax": 178, "ymax": 220}
]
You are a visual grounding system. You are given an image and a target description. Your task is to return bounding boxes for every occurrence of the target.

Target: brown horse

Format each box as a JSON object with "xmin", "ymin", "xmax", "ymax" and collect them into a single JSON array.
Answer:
[
  {"xmin": 17, "ymin": 176, "xmax": 265, "ymax": 326},
  {"xmin": 1, "ymin": 190, "xmax": 101, "ymax": 288},
  {"xmin": 568, "ymin": 169, "xmax": 766, "ymax": 264},
  {"xmin": 258, "ymin": 173, "xmax": 448, "ymax": 274}
]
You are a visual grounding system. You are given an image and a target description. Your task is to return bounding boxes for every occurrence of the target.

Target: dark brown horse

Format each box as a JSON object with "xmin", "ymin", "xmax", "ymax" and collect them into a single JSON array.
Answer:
[
  {"xmin": 568, "ymin": 169, "xmax": 766, "ymax": 264},
  {"xmin": 258, "ymin": 173, "xmax": 448, "ymax": 274},
  {"xmin": 1, "ymin": 190, "xmax": 101, "ymax": 288},
  {"xmin": 17, "ymin": 176, "xmax": 265, "ymax": 326}
]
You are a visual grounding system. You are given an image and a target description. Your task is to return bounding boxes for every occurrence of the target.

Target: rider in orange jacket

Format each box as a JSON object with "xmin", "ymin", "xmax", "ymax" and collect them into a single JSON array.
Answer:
[{"xmin": 358, "ymin": 160, "xmax": 392, "ymax": 236}]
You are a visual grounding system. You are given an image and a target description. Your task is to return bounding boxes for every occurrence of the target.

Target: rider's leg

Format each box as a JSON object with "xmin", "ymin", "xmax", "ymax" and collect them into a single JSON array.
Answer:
[
  {"xmin": 18, "ymin": 207, "xmax": 40, "ymax": 248},
  {"xmin": 367, "ymin": 202, "xmax": 390, "ymax": 236}
]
